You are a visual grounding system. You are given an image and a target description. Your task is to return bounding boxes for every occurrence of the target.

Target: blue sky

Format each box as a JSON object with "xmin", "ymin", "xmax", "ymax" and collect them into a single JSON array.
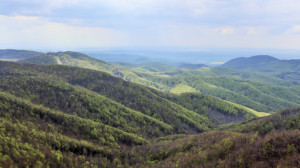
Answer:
[{"xmin": 1, "ymin": 0, "xmax": 300, "ymax": 50}]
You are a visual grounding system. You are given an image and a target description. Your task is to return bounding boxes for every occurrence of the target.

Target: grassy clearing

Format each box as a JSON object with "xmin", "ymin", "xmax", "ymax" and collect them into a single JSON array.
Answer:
[{"xmin": 170, "ymin": 83, "xmax": 200, "ymax": 94}]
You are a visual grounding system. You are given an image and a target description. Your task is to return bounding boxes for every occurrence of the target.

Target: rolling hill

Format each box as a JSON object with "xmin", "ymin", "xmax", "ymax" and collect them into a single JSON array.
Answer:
[
  {"xmin": 0, "ymin": 49, "xmax": 41, "ymax": 60},
  {"xmin": 0, "ymin": 59, "xmax": 299, "ymax": 167},
  {"xmin": 0, "ymin": 61, "xmax": 266, "ymax": 127},
  {"xmin": 177, "ymin": 63, "xmax": 208, "ymax": 70},
  {"xmin": 113, "ymin": 62, "xmax": 177, "ymax": 72},
  {"xmin": 225, "ymin": 106, "xmax": 300, "ymax": 135},
  {"xmin": 125, "ymin": 106, "xmax": 300, "ymax": 168},
  {"xmin": 17, "ymin": 51, "xmax": 170, "ymax": 90},
  {"xmin": 129, "ymin": 129, "xmax": 300, "ymax": 168},
  {"xmin": 222, "ymin": 55, "xmax": 300, "ymax": 83},
  {"xmin": 136, "ymin": 70, "xmax": 300, "ymax": 112},
  {"xmin": 2, "ymin": 49, "xmax": 300, "ymax": 114},
  {"xmin": 222, "ymin": 55, "xmax": 279, "ymax": 70}
]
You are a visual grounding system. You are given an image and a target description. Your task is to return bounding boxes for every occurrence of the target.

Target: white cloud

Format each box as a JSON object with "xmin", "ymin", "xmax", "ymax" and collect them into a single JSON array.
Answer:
[
  {"xmin": 0, "ymin": 15, "xmax": 127, "ymax": 49},
  {"xmin": 221, "ymin": 27, "xmax": 234, "ymax": 35},
  {"xmin": 247, "ymin": 28, "xmax": 256, "ymax": 35},
  {"xmin": 2, "ymin": 1, "xmax": 300, "ymax": 49},
  {"xmin": 288, "ymin": 25, "xmax": 300, "ymax": 33}
]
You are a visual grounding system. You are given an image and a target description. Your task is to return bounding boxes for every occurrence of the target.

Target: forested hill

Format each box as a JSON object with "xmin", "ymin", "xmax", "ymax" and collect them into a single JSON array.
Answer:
[
  {"xmin": 222, "ymin": 55, "xmax": 279, "ymax": 70},
  {"xmin": 177, "ymin": 63, "xmax": 208, "ymax": 69},
  {"xmin": 1, "ymin": 50, "xmax": 300, "ymax": 114},
  {"xmin": 0, "ymin": 49, "xmax": 157, "ymax": 88},
  {"xmin": 0, "ymin": 49, "xmax": 41, "ymax": 59},
  {"xmin": 1, "ymin": 61, "xmax": 300, "ymax": 167},
  {"xmin": 124, "ymin": 107, "xmax": 300, "ymax": 168},
  {"xmin": 15, "ymin": 50, "xmax": 168, "ymax": 89},
  {"xmin": 224, "ymin": 106, "xmax": 300, "ymax": 135},
  {"xmin": 0, "ymin": 61, "xmax": 266, "ymax": 129},
  {"xmin": 19, "ymin": 51, "xmax": 107, "ymax": 65},
  {"xmin": 222, "ymin": 55, "xmax": 300, "ymax": 82}
]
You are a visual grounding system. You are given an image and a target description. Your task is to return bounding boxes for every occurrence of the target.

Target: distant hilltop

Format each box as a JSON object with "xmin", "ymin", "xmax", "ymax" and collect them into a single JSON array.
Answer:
[{"xmin": 222, "ymin": 55, "xmax": 300, "ymax": 82}]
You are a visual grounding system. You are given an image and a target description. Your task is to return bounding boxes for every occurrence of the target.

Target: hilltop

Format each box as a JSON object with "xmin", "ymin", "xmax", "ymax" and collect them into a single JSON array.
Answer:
[
  {"xmin": 0, "ymin": 49, "xmax": 41, "ymax": 60},
  {"xmin": 222, "ymin": 55, "xmax": 279, "ymax": 70},
  {"xmin": 222, "ymin": 55, "xmax": 300, "ymax": 83}
]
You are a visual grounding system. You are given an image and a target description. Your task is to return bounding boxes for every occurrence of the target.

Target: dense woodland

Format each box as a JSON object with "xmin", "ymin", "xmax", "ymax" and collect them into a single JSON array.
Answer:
[
  {"xmin": 12, "ymin": 50, "xmax": 300, "ymax": 113},
  {"xmin": 0, "ymin": 50, "xmax": 300, "ymax": 167}
]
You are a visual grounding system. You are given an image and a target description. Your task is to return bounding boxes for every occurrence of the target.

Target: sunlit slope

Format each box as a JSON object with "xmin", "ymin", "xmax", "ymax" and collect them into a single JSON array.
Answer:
[
  {"xmin": 6, "ymin": 50, "xmax": 298, "ymax": 113},
  {"xmin": 137, "ymin": 71, "xmax": 300, "ymax": 112},
  {"xmin": 225, "ymin": 106, "xmax": 300, "ymax": 135},
  {"xmin": 0, "ymin": 61, "xmax": 265, "ymax": 128},
  {"xmin": 130, "ymin": 130, "xmax": 300, "ymax": 168},
  {"xmin": 0, "ymin": 61, "xmax": 296, "ymax": 168},
  {"xmin": 19, "ymin": 51, "xmax": 166, "ymax": 89}
]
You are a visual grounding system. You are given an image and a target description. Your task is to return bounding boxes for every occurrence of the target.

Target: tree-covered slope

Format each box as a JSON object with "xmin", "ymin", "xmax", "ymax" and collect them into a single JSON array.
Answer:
[
  {"xmin": 125, "ymin": 106, "xmax": 300, "ymax": 168},
  {"xmin": 1, "ymin": 86, "xmax": 298, "ymax": 168},
  {"xmin": 137, "ymin": 72, "xmax": 300, "ymax": 112},
  {"xmin": 1, "ymin": 60, "xmax": 299, "ymax": 168},
  {"xmin": 148, "ymin": 66, "xmax": 292, "ymax": 86},
  {"xmin": 222, "ymin": 55, "xmax": 300, "ymax": 83},
  {"xmin": 222, "ymin": 55, "xmax": 279, "ymax": 70},
  {"xmin": 0, "ymin": 74, "xmax": 196, "ymax": 136},
  {"xmin": 0, "ymin": 91, "xmax": 148, "ymax": 167},
  {"xmin": 18, "ymin": 51, "xmax": 167, "ymax": 90},
  {"xmin": 0, "ymin": 49, "xmax": 41, "ymax": 60},
  {"xmin": 113, "ymin": 62, "xmax": 177, "ymax": 72},
  {"xmin": 129, "ymin": 130, "xmax": 300, "ymax": 168},
  {"xmin": 3, "ymin": 49, "xmax": 299, "ymax": 114},
  {"xmin": 177, "ymin": 63, "xmax": 208, "ymax": 70},
  {"xmin": 129, "ymin": 65, "xmax": 300, "ymax": 113},
  {"xmin": 0, "ymin": 61, "xmax": 266, "ymax": 128},
  {"xmin": 18, "ymin": 54, "xmax": 60, "ymax": 65},
  {"xmin": 0, "ymin": 76, "xmax": 174, "ymax": 137},
  {"xmin": 6, "ymin": 49, "xmax": 297, "ymax": 113},
  {"xmin": 225, "ymin": 106, "xmax": 300, "ymax": 135}
]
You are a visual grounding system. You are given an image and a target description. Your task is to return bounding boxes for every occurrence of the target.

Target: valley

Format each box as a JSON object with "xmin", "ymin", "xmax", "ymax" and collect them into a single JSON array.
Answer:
[{"xmin": 0, "ymin": 49, "xmax": 300, "ymax": 167}]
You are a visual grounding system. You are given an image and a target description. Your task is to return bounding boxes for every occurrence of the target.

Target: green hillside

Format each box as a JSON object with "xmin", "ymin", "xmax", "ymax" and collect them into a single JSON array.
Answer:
[
  {"xmin": 169, "ymin": 83, "xmax": 200, "ymax": 94},
  {"xmin": 0, "ymin": 61, "xmax": 266, "ymax": 129},
  {"xmin": 1, "ymin": 95, "xmax": 298, "ymax": 167},
  {"xmin": 137, "ymin": 73, "xmax": 300, "ymax": 112},
  {"xmin": 225, "ymin": 106, "xmax": 300, "ymax": 135},
  {"xmin": 130, "ymin": 66, "xmax": 299, "ymax": 113},
  {"xmin": 126, "ymin": 107, "xmax": 300, "ymax": 167},
  {"xmin": 0, "ymin": 49, "xmax": 41, "ymax": 59},
  {"xmin": 3, "ymin": 50, "xmax": 300, "ymax": 113},
  {"xmin": 142, "ymin": 66, "xmax": 292, "ymax": 86},
  {"xmin": 177, "ymin": 63, "xmax": 208, "ymax": 69},
  {"xmin": 0, "ymin": 62, "xmax": 205, "ymax": 135},
  {"xmin": 222, "ymin": 55, "xmax": 279, "ymax": 70},
  {"xmin": 114, "ymin": 62, "xmax": 177, "ymax": 72},
  {"xmin": 18, "ymin": 51, "xmax": 167, "ymax": 90},
  {"xmin": 222, "ymin": 55, "xmax": 300, "ymax": 83},
  {"xmin": 0, "ymin": 91, "xmax": 147, "ymax": 167},
  {"xmin": 1, "ymin": 61, "xmax": 300, "ymax": 167},
  {"xmin": 129, "ymin": 130, "xmax": 300, "ymax": 168},
  {"xmin": 20, "ymin": 54, "xmax": 58, "ymax": 64}
]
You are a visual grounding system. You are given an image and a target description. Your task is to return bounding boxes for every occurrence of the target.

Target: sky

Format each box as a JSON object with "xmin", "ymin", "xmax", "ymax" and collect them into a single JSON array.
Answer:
[{"xmin": 1, "ymin": 0, "xmax": 300, "ymax": 51}]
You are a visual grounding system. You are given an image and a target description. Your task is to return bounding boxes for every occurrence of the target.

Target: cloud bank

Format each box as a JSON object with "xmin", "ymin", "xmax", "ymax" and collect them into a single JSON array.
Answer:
[{"xmin": 1, "ymin": 0, "xmax": 300, "ymax": 49}]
